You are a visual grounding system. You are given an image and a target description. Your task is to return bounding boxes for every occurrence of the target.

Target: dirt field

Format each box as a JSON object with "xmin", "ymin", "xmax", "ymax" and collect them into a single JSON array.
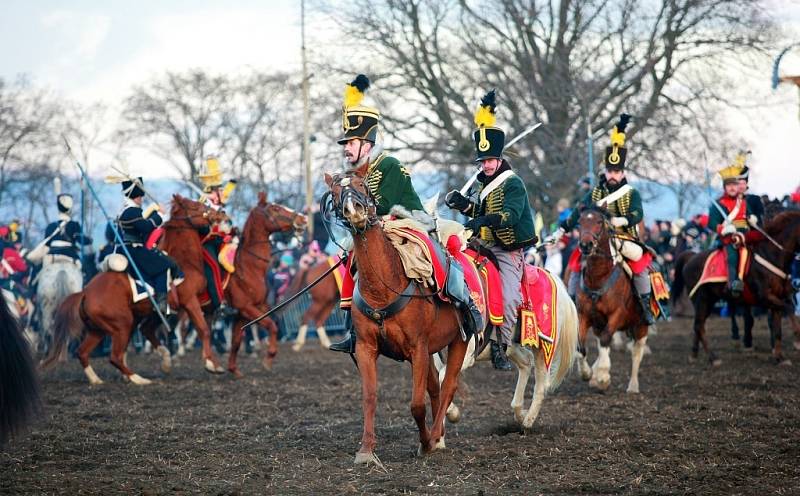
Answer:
[{"xmin": 2, "ymin": 316, "xmax": 799, "ymax": 495}]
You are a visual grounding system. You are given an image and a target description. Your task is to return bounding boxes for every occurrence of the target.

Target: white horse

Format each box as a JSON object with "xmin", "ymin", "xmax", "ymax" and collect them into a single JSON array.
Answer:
[
  {"xmin": 36, "ymin": 257, "xmax": 83, "ymax": 352},
  {"xmin": 434, "ymin": 271, "xmax": 579, "ymax": 430}
]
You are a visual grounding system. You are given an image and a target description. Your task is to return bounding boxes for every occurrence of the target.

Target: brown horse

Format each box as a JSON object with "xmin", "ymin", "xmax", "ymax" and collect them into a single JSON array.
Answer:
[
  {"xmin": 289, "ymin": 259, "xmax": 339, "ymax": 351},
  {"xmin": 325, "ymin": 170, "xmax": 468, "ymax": 465},
  {"xmin": 42, "ymin": 195, "xmax": 227, "ymax": 383},
  {"xmin": 224, "ymin": 192, "xmax": 307, "ymax": 377},
  {"xmin": 673, "ymin": 211, "xmax": 800, "ymax": 365},
  {"xmin": 574, "ymin": 206, "xmax": 651, "ymax": 393}
]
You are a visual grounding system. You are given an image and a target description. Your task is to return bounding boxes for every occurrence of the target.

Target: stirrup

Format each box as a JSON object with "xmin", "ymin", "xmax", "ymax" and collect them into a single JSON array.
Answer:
[{"xmin": 329, "ymin": 331, "xmax": 356, "ymax": 354}]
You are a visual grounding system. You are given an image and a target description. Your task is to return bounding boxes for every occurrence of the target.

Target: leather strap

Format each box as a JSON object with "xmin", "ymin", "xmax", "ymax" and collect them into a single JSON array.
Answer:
[
  {"xmin": 353, "ymin": 280, "xmax": 416, "ymax": 325},
  {"xmin": 580, "ymin": 265, "xmax": 622, "ymax": 303}
]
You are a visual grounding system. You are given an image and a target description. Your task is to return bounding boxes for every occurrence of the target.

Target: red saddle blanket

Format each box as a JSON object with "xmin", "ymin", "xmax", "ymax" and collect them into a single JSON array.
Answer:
[
  {"xmin": 567, "ymin": 245, "xmax": 653, "ymax": 275},
  {"xmin": 519, "ymin": 265, "xmax": 559, "ymax": 371},
  {"xmin": 689, "ymin": 247, "xmax": 751, "ymax": 299},
  {"xmin": 462, "ymin": 246, "xmax": 505, "ymax": 327},
  {"xmin": 199, "ymin": 249, "xmax": 231, "ymax": 307},
  {"xmin": 327, "ymin": 255, "xmax": 347, "ymax": 295}
]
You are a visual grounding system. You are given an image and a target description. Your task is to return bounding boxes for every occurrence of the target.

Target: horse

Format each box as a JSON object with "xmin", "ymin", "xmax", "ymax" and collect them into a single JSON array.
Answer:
[
  {"xmin": 41, "ymin": 195, "xmax": 228, "ymax": 384},
  {"xmin": 574, "ymin": 206, "xmax": 652, "ymax": 393},
  {"xmin": 325, "ymin": 170, "xmax": 470, "ymax": 464},
  {"xmin": 35, "ymin": 252, "xmax": 83, "ymax": 353},
  {"xmin": 0, "ymin": 284, "xmax": 41, "ymax": 446},
  {"xmin": 434, "ymin": 270, "xmax": 578, "ymax": 430},
  {"xmin": 224, "ymin": 192, "xmax": 307, "ymax": 377},
  {"xmin": 672, "ymin": 211, "xmax": 800, "ymax": 365},
  {"xmin": 288, "ymin": 259, "xmax": 339, "ymax": 352}
]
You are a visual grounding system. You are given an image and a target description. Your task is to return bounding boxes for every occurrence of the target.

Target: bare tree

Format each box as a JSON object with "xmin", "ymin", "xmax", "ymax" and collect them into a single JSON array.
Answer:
[{"xmin": 321, "ymin": 0, "xmax": 775, "ymax": 217}]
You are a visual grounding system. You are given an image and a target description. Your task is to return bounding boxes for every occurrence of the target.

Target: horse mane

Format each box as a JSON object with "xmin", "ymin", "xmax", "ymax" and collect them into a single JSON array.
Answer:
[
  {"xmin": 765, "ymin": 210, "xmax": 800, "ymax": 236},
  {"xmin": 240, "ymin": 205, "xmax": 260, "ymax": 243},
  {"xmin": 579, "ymin": 204, "xmax": 610, "ymax": 218}
]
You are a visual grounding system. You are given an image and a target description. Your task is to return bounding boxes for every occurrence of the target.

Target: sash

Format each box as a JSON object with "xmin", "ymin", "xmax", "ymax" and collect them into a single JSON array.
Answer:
[
  {"xmin": 479, "ymin": 170, "xmax": 516, "ymax": 202},
  {"xmin": 595, "ymin": 184, "xmax": 632, "ymax": 208}
]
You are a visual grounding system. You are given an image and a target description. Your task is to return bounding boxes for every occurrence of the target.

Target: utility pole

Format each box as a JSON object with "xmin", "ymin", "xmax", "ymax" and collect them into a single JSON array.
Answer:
[{"xmin": 301, "ymin": 0, "xmax": 313, "ymax": 239}]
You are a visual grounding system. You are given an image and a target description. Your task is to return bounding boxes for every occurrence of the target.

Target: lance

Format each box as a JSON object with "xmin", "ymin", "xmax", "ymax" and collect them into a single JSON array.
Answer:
[{"xmin": 459, "ymin": 121, "xmax": 543, "ymax": 195}]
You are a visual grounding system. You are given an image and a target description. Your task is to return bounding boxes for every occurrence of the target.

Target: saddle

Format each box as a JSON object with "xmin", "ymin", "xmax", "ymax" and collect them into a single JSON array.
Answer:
[{"xmin": 689, "ymin": 246, "xmax": 752, "ymax": 299}]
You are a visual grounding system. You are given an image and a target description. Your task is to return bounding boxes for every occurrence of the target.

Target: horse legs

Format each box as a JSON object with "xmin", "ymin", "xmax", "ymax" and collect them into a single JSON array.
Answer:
[
  {"xmin": 183, "ymin": 299, "xmax": 224, "ymax": 373},
  {"xmin": 730, "ymin": 302, "xmax": 740, "ymax": 344},
  {"xmin": 437, "ymin": 336, "xmax": 476, "ymax": 424},
  {"xmin": 692, "ymin": 295, "xmax": 721, "ymax": 366},
  {"xmin": 577, "ymin": 315, "xmax": 593, "ymax": 381},
  {"xmin": 743, "ymin": 306, "xmax": 754, "ymax": 351},
  {"xmin": 770, "ymin": 308, "xmax": 791, "ymax": 365},
  {"xmin": 426, "ymin": 361, "xmax": 442, "ymax": 438},
  {"xmin": 521, "ymin": 347, "xmax": 550, "ymax": 430},
  {"xmin": 506, "ymin": 345, "xmax": 533, "ymax": 425},
  {"xmin": 627, "ymin": 326, "xmax": 648, "ymax": 394},
  {"xmin": 589, "ymin": 331, "xmax": 613, "ymax": 391},
  {"xmin": 791, "ymin": 313, "xmax": 800, "ymax": 351},
  {"xmin": 227, "ymin": 317, "xmax": 249, "ymax": 378},
  {"xmin": 140, "ymin": 317, "xmax": 172, "ymax": 374},
  {"xmin": 409, "ymin": 349, "xmax": 433, "ymax": 456},
  {"xmin": 292, "ymin": 323, "xmax": 309, "ymax": 352},
  {"xmin": 77, "ymin": 329, "xmax": 106, "ymax": 385},
  {"xmin": 354, "ymin": 340, "xmax": 380, "ymax": 465},
  {"xmin": 108, "ymin": 326, "xmax": 151, "ymax": 385},
  {"xmin": 428, "ymin": 337, "xmax": 468, "ymax": 453}
]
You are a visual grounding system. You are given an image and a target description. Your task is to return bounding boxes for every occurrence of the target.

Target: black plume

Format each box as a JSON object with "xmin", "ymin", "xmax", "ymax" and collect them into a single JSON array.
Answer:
[
  {"xmin": 480, "ymin": 89, "xmax": 497, "ymax": 111},
  {"xmin": 351, "ymin": 74, "xmax": 370, "ymax": 92},
  {"xmin": 617, "ymin": 113, "xmax": 631, "ymax": 132}
]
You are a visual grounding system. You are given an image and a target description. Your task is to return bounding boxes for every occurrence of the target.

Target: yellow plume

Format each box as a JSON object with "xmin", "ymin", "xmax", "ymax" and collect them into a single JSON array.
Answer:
[
  {"xmin": 610, "ymin": 126, "xmax": 626, "ymax": 147},
  {"xmin": 718, "ymin": 165, "xmax": 743, "ymax": 181},
  {"xmin": 732, "ymin": 152, "xmax": 748, "ymax": 168},
  {"xmin": 474, "ymin": 105, "xmax": 496, "ymax": 128},
  {"xmin": 344, "ymin": 84, "xmax": 364, "ymax": 109}
]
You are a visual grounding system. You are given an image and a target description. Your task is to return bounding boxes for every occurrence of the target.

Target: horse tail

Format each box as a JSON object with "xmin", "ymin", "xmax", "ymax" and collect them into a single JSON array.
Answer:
[
  {"xmin": 0, "ymin": 287, "xmax": 41, "ymax": 446},
  {"xmin": 284, "ymin": 265, "xmax": 310, "ymax": 301},
  {"xmin": 671, "ymin": 251, "xmax": 690, "ymax": 305},
  {"xmin": 40, "ymin": 292, "xmax": 84, "ymax": 371},
  {"xmin": 548, "ymin": 275, "xmax": 579, "ymax": 391},
  {"xmin": 55, "ymin": 269, "xmax": 71, "ymax": 304}
]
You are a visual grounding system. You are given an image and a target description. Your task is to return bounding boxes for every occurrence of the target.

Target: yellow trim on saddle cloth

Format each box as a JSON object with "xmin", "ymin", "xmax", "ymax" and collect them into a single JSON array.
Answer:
[
  {"xmin": 465, "ymin": 251, "xmax": 504, "ymax": 325},
  {"xmin": 218, "ymin": 243, "xmax": 236, "ymax": 273},
  {"xmin": 328, "ymin": 256, "xmax": 344, "ymax": 293}
]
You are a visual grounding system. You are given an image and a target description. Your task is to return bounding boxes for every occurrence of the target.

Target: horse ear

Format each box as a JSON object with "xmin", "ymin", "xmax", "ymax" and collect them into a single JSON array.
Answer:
[
  {"xmin": 258, "ymin": 191, "xmax": 267, "ymax": 206},
  {"xmin": 324, "ymin": 172, "xmax": 333, "ymax": 187},
  {"xmin": 352, "ymin": 161, "xmax": 369, "ymax": 178}
]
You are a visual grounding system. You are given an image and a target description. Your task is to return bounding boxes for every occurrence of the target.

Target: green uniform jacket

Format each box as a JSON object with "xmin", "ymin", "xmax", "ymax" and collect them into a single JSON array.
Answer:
[
  {"xmin": 561, "ymin": 178, "xmax": 644, "ymax": 238},
  {"xmin": 365, "ymin": 153, "xmax": 424, "ymax": 216},
  {"xmin": 464, "ymin": 161, "xmax": 536, "ymax": 250}
]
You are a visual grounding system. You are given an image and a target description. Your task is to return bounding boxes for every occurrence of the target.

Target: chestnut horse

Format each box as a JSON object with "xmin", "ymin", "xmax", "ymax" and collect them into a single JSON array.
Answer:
[
  {"xmin": 224, "ymin": 192, "xmax": 307, "ymax": 377},
  {"xmin": 41, "ymin": 195, "xmax": 227, "ymax": 383},
  {"xmin": 288, "ymin": 260, "xmax": 338, "ymax": 352},
  {"xmin": 325, "ymin": 170, "xmax": 469, "ymax": 465},
  {"xmin": 0, "ymin": 287, "xmax": 41, "ymax": 446},
  {"xmin": 672, "ymin": 211, "xmax": 800, "ymax": 365},
  {"xmin": 575, "ymin": 206, "xmax": 651, "ymax": 393}
]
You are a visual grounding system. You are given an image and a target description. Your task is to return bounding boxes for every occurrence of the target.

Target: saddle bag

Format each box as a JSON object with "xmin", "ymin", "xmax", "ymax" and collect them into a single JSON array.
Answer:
[{"xmin": 102, "ymin": 253, "xmax": 129, "ymax": 272}]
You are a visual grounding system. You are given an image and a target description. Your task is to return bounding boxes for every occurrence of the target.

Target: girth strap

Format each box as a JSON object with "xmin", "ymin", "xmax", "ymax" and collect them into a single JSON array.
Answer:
[
  {"xmin": 580, "ymin": 265, "xmax": 622, "ymax": 303},
  {"xmin": 353, "ymin": 280, "xmax": 416, "ymax": 326}
]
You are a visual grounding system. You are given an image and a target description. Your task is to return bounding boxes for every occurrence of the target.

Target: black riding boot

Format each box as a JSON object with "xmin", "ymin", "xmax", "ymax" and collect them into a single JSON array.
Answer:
[
  {"xmin": 329, "ymin": 310, "xmax": 356, "ymax": 354},
  {"xmin": 638, "ymin": 293, "xmax": 656, "ymax": 325},
  {"xmin": 490, "ymin": 340, "xmax": 512, "ymax": 371}
]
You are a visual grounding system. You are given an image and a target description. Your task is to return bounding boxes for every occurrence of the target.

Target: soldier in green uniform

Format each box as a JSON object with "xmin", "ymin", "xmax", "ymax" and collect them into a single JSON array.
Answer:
[
  {"xmin": 552, "ymin": 114, "xmax": 655, "ymax": 325},
  {"xmin": 329, "ymin": 74, "xmax": 426, "ymax": 354},
  {"xmin": 445, "ymin": 90, "xmax": 537, "ymax": 370}
]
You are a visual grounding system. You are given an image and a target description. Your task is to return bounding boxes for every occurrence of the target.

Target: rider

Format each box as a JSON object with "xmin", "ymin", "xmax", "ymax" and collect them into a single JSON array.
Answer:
[
  {"xmin": 0, "ymin": 222, "xmax": 28, "ymax": 295},
  {"xmin": 707, "ymin": 160, "xmax": 752, "ymax": 297},
  {"xmin": 554, "ymin": 114, "xmax": 655, "ymax": 325},
  {"xmin": 328, "ymin": 74, "xmax": 427, "ymax": 354},
  {"xmin": 117, "ymin": 177, "xmax": 183, "ymax": 306},
  {"xmin": 43, "ymin": 194, "xmax": 92, "ymax": 265},
  {"xmin": 445, "ymin": 90, "xmax": 537, "ymax": 371},
  {"xmin": 197, "ymin": 155, "xmax": 237, "ymax": 309}
]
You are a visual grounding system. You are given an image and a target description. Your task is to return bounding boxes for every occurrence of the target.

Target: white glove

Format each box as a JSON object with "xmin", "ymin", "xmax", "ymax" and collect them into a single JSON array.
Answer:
[
  {"xmin": 721, "ymin": 223, "xmax": 736, "ymax": 236},
  {"xmin": 546, "ymin": 227, "xmax": 565, "ymax": 244},
  {"xmin": 610, "ymin": 216, "xmax": 629, "ymax": 227},
  {"xmin": 218, "ymin": 220, "xmax": 233, "ymax": 234},
  {"xmin": 747, "ymin": 214, "xmax": 758, "ymax": 227}
]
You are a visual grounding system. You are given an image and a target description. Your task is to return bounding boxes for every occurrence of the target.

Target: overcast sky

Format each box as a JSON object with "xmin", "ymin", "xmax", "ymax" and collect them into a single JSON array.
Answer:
[{"xmin": 1, "ymin": 0, "xmax": 799, "ymax": 199}]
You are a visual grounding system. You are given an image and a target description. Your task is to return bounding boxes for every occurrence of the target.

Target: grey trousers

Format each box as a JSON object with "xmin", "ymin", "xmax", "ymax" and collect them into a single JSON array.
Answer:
[
  {"xmin": 567, "ymin": 267, "xmax": 651, "ymax": 297},
  {"xmin": 490, "ymin": 246, "xmax": 523, "ymax": 346}
]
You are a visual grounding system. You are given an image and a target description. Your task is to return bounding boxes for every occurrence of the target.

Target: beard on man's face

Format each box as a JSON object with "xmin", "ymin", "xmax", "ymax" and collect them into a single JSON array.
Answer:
[{"xmin": 606, "ymin": 177, "xmax": 619, "ymax": 186}]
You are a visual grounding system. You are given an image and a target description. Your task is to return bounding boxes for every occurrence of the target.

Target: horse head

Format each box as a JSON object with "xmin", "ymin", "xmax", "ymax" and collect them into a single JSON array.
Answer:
[
  {"xmin": 324, "ymin": 171, "xmax": 377, "ymax": 233},
  {"xmin": 577, "ymin": 205, "xmax": 611, "ymax": 256},
  {"xmin": 170, "ymin": 194, "xmax": 228, "ymax": 228},
  {"xmin": 251, "ymin": 191, "xmax": 308, "ymax": 236}
]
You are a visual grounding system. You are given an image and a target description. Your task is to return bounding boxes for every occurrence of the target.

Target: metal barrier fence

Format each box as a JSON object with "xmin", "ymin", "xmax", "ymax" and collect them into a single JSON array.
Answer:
[{"xmin": 278, "ymin": 292, "xmax": 347, "ymax": 342}]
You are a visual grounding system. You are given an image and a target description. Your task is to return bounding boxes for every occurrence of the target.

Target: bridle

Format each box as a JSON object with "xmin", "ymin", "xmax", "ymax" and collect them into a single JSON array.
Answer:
[
  {"xmin": 328, "ymin": 173, "xmax": 379, "ymax": 236},
  {"xmin": 578, "ymin": 209, "xmax": 613, "ymax": 259},
  {"xmin": 238, "ymin": 203, "xmax": 307, "ymax": 266},
  {"xmin": 165, "ymin": 201, "xmax": 219, "ymax": 230}
]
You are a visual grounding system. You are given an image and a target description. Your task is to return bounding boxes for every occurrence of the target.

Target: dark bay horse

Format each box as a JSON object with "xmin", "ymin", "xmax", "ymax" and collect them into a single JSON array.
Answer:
[
  {"xmin": 575, "ymin": 207, "xmax": 651, "ymax": 393},
  {"xmin": 42, "ymin": 195, "xmax": 227, "ymax": 384},
  {"xmin": 289, "ymin": 259, "xmax": 339, "ymax": 351},
  {"xmin": 224, "ymin": 192, "xmax": 307, "ymax": 377},
  {"xmin": 325, "ymin": 170, "xmax": 468, "ymax": 465},
  {"xmin": 0, "ymin": 288, "xmax": 41, "ymax": 446},
  {"xmin": 673, "ymin": 211, "xmax": 800, "ymax": 365}
]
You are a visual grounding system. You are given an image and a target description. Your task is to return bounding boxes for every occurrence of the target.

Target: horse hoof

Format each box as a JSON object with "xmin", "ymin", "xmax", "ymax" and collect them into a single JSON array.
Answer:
[
  {"xmin": 354, "ymin": 451, "xmax": 379, "ymax": 465},
  {"xmin": 778, "ymin": 358, "xmax": 792, "ymax": 367},
  {"xmin": 446, "ymin": 405, "xmax": 461, "ymax": 424},
  {"xmin": 711, "ymin": 358, "xmax": 723, "ymax": 367},
  {"xmin": 205, "ymin": 359, "xmax": 225, "ymax": 374},
  {"xmin": 589, "ymin": 378, "xmax": 610, "ymax": 391},
  {"xmin": 626, "ymin": 384, "xmax": 640, "ymax": 394},
  {"xmin": 431, "ymin": 437, "xmax": 446, "ymax": 451},
  {"xmin": 229, "ymin": 368, "xmax": 244, "ymax": 379},
  {"xmin": 291, "ymin": 343, "xmax": 304, "ymax": 352},
  {"xmin": 261, "ymin": 357, "xmax": 273, "ymax": 371},
  {"xmin": 580, "ymin": 366, "xmax": 593, "ymax": 381},
  {"xmin": 128, "ymin": 374, "xmax": 152, "ymax": 386}
]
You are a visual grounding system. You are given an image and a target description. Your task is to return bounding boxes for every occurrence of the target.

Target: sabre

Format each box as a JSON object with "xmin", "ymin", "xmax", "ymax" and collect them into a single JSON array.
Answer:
[
  {"xmin": 459, "ymin": 122, "xmax": 543, "ymax": 195},
  {"xmin": 240, "ymin": 256, "xmax": 345, "ymax": 329}
]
